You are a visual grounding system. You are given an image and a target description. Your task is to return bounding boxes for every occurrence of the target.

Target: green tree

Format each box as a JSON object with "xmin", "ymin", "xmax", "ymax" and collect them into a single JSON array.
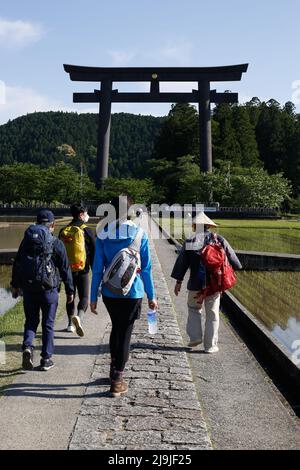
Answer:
[
  {"xmin": 155, "ymin": 104, "xmax": 199, "ymax": 161},
  {"xmin": 232, "ymin": 106, "xmax": 260, "ymax": 167},
  {"xmin": 230, "ymin": 168, "xmax": 291, "ymax": 208},
  {"xmin": 96, "ymin": 178, "xmax": 158, "ymax": 206},
  {"xmin": 213, "ymin": 103, "xmax": 241, "ymax": 165}
]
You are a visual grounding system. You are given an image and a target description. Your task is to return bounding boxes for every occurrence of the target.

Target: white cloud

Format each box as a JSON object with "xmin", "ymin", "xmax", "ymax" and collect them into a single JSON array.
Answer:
[
  {"xmin": 0, "ymin": 83, "xmax": 171, "ymax": 126},
  {"xmin": 158, "ymin": 39, "xmax": 193, "ymax": 65},
  {"xmin": 0, "ymin": 85, "xmax": 66, "ymax": 124},
  {"xmin": 0, "ymin": 80, "xmax": 5, "ymax": 105},
  {"xmin": 108, "ymin": 49, "xmax": 137, "ymax": 66},
  {"xmin": 0, "ymin": 17, "xmax": 44, "ymax": 48}
]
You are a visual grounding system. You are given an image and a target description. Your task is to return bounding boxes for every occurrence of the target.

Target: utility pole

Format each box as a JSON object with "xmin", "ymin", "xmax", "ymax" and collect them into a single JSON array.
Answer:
[{"xmin": 80, "ymin": 160, "xmax": 84, "ymax": 205}]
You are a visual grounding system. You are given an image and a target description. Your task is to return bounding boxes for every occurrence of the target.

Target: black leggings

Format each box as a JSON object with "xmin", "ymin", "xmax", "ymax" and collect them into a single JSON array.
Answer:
[
  {"xmin": 66, "ymin": 271, "xmax": 89, "ymax": 318},
  {"xmin": 103, "ymin": 296, "xmax": 142, "ymax": 371}
]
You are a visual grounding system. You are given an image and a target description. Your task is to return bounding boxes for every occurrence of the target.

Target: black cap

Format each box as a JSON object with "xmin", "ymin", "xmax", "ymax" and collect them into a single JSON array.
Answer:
[{"xmin": 36, "ymin": 209, "xmax": 55, "ymax": 224}]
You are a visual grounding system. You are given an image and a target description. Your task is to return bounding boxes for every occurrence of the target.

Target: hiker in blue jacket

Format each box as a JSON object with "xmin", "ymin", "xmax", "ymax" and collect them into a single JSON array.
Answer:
[
  {"xmin": 11, "ymin": 210, "xmax": 74, "ymax": 371},
  {"xmin": 90, "ymin": 196, "xmax": 158, "ymax": 397}
]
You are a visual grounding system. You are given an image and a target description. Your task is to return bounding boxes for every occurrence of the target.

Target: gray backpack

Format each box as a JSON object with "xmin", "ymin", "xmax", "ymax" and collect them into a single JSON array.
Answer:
[{"xmin": 103, "ymin": 229, "xmax": 144, "ymax": 296}]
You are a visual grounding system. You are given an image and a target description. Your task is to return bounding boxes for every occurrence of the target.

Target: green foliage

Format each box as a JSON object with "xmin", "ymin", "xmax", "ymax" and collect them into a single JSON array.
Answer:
[
  {"xmin": 0, "ymin": 162, "xmax": 157, "ymax": 207},
  {"xmin": 0, "ymin": 111, "xmax": 163, "ymax": 181},
  {"xmin": 0, "ymin": 99, "xmax": 300, "ymax": 208},
  {"xmin": 0, "ymin": 162, "xmax": 97, "ymax": 205},
  {"xmin": 229, "ymin": 168, "xmax": 291, "ymax": 208},
  {"xmin": 172, "ymin": 163, "xmax": 291, "ymax": 208},
  {"xmin": 154, "ymin": 103, "xmax": 199, "ymax": 161},
  {"xmin": 98, "ymin": 178, "xmax": 158, "ymax": 205}
]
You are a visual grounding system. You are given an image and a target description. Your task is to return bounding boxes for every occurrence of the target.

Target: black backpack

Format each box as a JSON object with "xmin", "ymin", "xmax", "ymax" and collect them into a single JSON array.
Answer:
[{"xmin": 19, "ymin": 224, "xmax": 58, "ymax": 292}]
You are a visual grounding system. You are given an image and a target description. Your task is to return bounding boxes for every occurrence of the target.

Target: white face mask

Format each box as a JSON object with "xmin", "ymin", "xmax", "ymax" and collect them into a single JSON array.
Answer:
[{"xmin": 82, "ymin": 213, "xmax": 89, "ymax": 223}]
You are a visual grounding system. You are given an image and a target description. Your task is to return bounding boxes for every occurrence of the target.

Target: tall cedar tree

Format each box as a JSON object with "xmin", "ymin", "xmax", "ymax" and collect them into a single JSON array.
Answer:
[{"xmin": 154, "ymin": 103, "xmax": 199, "ymax": 161}]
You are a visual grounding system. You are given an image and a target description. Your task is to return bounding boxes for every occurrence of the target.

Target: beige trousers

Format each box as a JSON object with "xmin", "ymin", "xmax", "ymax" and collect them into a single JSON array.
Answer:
[{"xmin": 187, "ymin": 290, "xmax": 221, "ymax": 350}]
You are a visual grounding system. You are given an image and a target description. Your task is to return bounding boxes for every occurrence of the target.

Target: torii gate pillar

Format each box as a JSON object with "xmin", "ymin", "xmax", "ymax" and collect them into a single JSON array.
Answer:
[
  {"xmin": 97, "ymin": 80, "xmax": 112, "ymax": 188},
  {"xmin": 198, "ymin": 80, "xmax": 212, "ymax": 173}
]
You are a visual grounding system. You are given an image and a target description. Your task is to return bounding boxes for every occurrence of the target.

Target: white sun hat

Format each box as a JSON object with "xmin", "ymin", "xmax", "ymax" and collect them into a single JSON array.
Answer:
[{"xmin": 192, "ymin": 211, "xmax": 218, "ymax": 227}]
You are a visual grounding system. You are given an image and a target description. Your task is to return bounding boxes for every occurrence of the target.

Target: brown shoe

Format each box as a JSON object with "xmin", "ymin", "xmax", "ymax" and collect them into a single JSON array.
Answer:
[{"xmin": 110, "ymin": 379, "xmax": 128, "ymax": 397}]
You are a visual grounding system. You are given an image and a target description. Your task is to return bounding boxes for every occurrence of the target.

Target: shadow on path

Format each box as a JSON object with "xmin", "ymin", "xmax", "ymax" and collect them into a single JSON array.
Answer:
[
  {"xmin": 3, "ymin": 343, "xmax": 107, "ymax": 356},
  {"xmin": 2, "ymin": 378, "xmax": 111, "ymax": 399},
  {"xmin": 131, "ymin": 342, "xmax": 190, "ymax": 353}
]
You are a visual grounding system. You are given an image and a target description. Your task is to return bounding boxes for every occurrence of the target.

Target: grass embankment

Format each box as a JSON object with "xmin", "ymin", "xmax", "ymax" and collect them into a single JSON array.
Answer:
[
  {"xmin": 0, "ymin": 291, "xmax": 67, "ymax": 394},
  {"xmin": 166, "ymin": 217, "xmax": 300, "ymax": 254}
]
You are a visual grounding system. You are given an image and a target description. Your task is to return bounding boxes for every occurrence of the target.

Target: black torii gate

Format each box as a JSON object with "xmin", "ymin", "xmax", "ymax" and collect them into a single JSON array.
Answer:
[{"xmin": 64, "ymin": 64, "xmax": 248, "ymax": 188}]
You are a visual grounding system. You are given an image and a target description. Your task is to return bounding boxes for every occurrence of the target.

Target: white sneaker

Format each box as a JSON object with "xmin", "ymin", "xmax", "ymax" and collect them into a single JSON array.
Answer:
[
  {"xmin": 205, "ymin": 346, "xmax": 219, "ymax": 354},
  {"xmin": 66, "ymin": 324, "xmax": 75, "ymax": 333}
]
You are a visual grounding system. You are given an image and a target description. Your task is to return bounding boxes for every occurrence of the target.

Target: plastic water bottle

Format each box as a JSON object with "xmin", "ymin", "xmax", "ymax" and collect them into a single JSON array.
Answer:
[{"xmin": 147, "ymin": 310, "xmax": 158, "ymax": 335}]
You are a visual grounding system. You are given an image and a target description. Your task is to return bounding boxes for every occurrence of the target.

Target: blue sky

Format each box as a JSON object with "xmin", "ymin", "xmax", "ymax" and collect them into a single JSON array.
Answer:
[{"xmin": 0, "ymin": 0, "xmax": 300, "ymax": 124}]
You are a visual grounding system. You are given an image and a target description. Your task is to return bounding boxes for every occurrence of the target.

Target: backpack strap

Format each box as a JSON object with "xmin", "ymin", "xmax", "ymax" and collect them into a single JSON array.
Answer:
[
  {"xmin": 129, "ymin": 228, "xmax": 144, "ymax": 252},
  {"xmin": 205, "ymin": 231, "xmax": 218, "ymax": 244}
]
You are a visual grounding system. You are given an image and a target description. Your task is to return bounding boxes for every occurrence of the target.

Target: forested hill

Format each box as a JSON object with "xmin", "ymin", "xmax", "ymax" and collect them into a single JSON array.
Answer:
[
  {"xmin": 1, "ymin": 99, "xmax": 300, "ymax": 196},
  {"xmin": 0, "ymin": 111, "xmax": 164, "ymax": 179}
]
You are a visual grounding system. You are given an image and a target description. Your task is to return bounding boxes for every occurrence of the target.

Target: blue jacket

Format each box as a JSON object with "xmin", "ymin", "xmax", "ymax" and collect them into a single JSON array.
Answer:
[{"xmin": 90, "ymin": 220, "xmax": 155, "ymax": 302}]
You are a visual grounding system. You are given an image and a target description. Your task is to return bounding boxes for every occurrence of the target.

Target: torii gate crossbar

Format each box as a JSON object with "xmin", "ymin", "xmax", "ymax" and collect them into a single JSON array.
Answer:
[{"xmin": 64, "ymin": 64, "xmax": 248, "ymax": 188}]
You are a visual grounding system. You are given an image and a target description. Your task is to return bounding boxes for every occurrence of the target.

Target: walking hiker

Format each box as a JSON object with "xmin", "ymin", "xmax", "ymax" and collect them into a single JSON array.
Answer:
[
  {"xmin": 59, "ymin": 204, "xmax": 95, "ymax": 337},
  {"xmin": 171, "ymin": 212, "xmax": 242, "ymax": 353},
  {"xmin": 90, "ymin": 196, "xmax": 158, "ymax": 397},
  {"xmin": 11, "ymin": 210, "xmax": 74, "ymax": 371}
]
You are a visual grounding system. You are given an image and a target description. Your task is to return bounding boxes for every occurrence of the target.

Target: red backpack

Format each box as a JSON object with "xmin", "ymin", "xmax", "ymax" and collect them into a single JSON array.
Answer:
[{"xmin": 199, "ymin": 233, "xmax": 236, "ymax": 297}]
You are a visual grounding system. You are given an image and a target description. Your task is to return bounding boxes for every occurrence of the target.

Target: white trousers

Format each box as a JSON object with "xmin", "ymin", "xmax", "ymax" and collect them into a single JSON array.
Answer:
[{"xmin": 186, "ymin": 290, "xmax": 221, "ymax": 350}]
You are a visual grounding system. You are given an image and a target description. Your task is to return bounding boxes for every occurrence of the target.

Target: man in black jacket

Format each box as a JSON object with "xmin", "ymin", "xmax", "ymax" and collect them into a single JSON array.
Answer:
[
  {"xmin": 11, "ymin": 210, "xmax": 74, "ymax": 371},
  {"xmin": 171, "ymin": 212, "xmax": 242, "ymax": 353},
  {"xmin": 59, "ymin": 204, "xmax": 95, "ymax": 337}
]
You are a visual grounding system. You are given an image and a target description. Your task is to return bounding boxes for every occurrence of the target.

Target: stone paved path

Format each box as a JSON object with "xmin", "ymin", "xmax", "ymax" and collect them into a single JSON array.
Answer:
[{"xmin": 69, "ymin": 220, "xmax": 212, "ymax": 450}]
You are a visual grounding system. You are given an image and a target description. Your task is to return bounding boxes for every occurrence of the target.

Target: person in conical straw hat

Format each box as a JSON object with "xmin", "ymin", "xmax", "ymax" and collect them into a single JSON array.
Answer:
[
  {"xmin": 171, "ymin": 211, "xmax": 242, "ymax": 353},
  {"xmin": 192, "ymin": 211, "xmax": 218, "ymax": 228}
]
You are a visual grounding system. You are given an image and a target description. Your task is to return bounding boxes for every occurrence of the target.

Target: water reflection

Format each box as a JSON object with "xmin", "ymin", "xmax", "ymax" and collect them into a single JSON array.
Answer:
[
  {"xmin": 0, "ymin": 288, "xmax": 19, "ymax": 315},
  {"xmin": 0, "ymin": 265, "xmax": 18, "ymax": 316},
  {"xmin": 272, "ymin": 317, "xmax": 300, "ymax": 355},
  {"xmin": 0, "ymin": 224, "xmax": 27, "ymax": 249},
  {"xmin": 0, "ymin": 219, "xmax": 76, "ymax": 317},
  {"xmin": 0, "ymin": 220, "xmax": 72, "ymax": 249}
]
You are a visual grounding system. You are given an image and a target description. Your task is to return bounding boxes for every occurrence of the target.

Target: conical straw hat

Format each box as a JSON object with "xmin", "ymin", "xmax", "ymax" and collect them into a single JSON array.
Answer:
[{"xmin": 192, "ymin": 211, "xmax": 217, "ymax": 227}]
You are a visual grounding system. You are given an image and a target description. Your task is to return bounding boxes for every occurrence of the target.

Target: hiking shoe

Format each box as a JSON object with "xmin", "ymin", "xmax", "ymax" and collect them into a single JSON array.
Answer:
[
  {"xmin": 40, "ymin": 359, "xmax": 55, "ymax": 371},
  {"xmin": 22, "ymin": 348, "xmax": 33, "ymax": 370},
  {"xmin": 72, "ymin": 315, "xmax": 84, "ymax": 337},
  {"xmin": 205, "ymin": 346, "xmax": 219, "ymax": 354},
  {"xmin": 110, "ymin": 379, "xmax": 128, "ymax": 397},
  {"xmin": 187, "ymin": 340, "xmax": 202, "ymax": 348}
]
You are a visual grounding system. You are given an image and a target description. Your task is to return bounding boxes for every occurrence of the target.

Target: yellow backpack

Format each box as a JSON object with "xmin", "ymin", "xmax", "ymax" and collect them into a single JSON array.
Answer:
[{"xmin": 60, "ymin": 224, "xmax": 87, "ymax": 272}]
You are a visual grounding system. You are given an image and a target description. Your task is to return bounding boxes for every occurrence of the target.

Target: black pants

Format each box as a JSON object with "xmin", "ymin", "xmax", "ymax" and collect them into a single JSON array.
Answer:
[
  {"xmin": 103, "ymin": 296, "xmax": 142, "ymax": 371},
  {"xmin": 66, "ymin": 271, "xmax": 89, "ymax": 319}
]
